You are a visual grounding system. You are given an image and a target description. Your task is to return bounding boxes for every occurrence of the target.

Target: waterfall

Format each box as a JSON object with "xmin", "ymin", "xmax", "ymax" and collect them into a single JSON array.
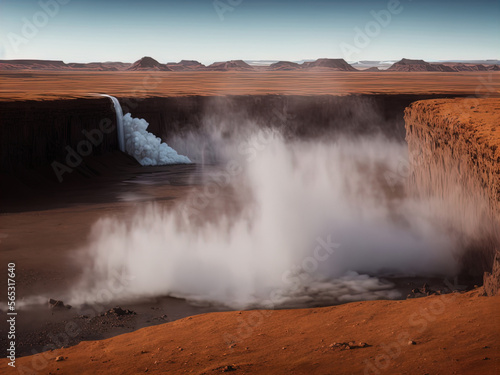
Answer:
[
  {"xmin": 101, "ymin": 95, "xmax": 191, "ymax": 165},
  {"xmin": 101, "ymin": 95, "xmax": 125, "ymax": 152}
]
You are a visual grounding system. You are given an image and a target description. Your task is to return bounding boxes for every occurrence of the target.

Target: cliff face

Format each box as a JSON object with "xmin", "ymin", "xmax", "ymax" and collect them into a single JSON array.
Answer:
[
  {"xmin": 0, "ymin": 98, "xmax": 118, "ymax": 173},
  {"xmin": 405, "ymin": 98, "xmax": 500, "ymax": 275},
  {"xmin": 119, "ymin": 94, "xmax": 458, "ymax": 143},
  {"xmin": 0, "ymin": 94, "xmax": 464, "ymax": 178}
]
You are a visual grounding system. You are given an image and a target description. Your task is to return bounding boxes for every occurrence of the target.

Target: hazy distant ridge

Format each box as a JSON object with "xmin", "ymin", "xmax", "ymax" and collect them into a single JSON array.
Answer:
[{"xmin": 0, "ymin": 57, "xmax": 499, "ymax": 72}]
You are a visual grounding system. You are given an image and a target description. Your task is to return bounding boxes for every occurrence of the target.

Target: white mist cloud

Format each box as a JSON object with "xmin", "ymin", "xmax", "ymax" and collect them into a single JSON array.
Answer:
[{"xmin": 69, "ymin": 131, "xmax": 461, "ymax": 310}]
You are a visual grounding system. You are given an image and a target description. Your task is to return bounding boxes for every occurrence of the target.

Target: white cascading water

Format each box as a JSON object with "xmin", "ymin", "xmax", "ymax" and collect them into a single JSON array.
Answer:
[
  {"xmin": 101, "ymin": 95, "xmax": 125, "ymax": 152},
  {"xmin": 102, "ymin": 95, "xmax": 191, "ymax": 165}
]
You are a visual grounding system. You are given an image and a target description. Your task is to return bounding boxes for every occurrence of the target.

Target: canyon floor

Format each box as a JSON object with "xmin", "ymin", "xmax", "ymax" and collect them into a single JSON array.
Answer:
[
  {"xmin": 3, "ymin": 289, "xmax": 500, "ymax": 375},
  {"xmin": 1, "ymin": 72, "xmax": 499, "ymax": 374}
]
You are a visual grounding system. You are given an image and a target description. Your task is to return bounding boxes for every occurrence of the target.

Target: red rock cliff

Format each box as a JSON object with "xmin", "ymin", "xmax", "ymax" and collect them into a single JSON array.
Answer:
[{"xmin": 405, "ymin": 98, "xmax": 500, "ymax": 275}]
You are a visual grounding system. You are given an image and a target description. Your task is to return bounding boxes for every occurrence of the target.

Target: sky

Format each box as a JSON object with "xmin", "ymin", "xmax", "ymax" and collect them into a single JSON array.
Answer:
[{"xmin": 0, "ymin": 0, "xmax": 498, "ymax": 64}]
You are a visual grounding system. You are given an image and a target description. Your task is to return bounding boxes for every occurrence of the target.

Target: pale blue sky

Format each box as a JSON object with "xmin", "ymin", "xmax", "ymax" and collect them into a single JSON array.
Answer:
[{"xmin": 0, "ymin": 0, "xmax": 498, "ymax": 63}]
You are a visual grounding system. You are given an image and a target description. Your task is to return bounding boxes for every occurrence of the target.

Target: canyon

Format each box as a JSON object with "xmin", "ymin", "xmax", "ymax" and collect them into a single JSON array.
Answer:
[{"xmin": 0, "ymin": 72, "xmax": 499, "ymax": 374}]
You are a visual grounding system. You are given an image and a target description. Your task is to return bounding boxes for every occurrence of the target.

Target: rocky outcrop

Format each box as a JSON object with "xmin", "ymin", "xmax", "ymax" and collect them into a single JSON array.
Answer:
[
  {"xmin": 127, "ymin": 57, "xmax": 172, "ymax": 71},
  {"xmin": 405, "ymin": 98, "xmax": 500, "ymax": 276},
  {"xmin": 483, "ymin": 250, "xmax": 500, "ymax": 296}
]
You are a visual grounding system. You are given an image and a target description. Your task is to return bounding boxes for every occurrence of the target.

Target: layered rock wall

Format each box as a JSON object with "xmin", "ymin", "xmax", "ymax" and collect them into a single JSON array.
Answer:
[
  {"xmin": 405, "ymin": 98, "xmax": 500, "ymax": 275},
  {"xmin": 2, "ymin": 94, "xmax": 455, "ymax": 174}
]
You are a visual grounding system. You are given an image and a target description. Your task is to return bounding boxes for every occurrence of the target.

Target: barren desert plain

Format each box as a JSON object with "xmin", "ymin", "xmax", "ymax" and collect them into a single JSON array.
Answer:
[
  {"xmin": 0, "ymin": 71, "xmax": 499, "ymax": 100},
  {"xmin": 1, "ymin": 70, "xmax": 500, "ymax": 375}
]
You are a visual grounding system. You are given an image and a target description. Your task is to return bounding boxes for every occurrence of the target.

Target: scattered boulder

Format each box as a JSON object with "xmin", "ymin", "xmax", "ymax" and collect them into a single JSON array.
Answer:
[
  {"xmin": 153, "ymin": 314, "xmax": 168, "ymax": 321},
  {"xmin": 55, "ymin": 356, "xmax": 64, "ymax": 362},
  {"xmin": 330, "ymin": 341, "xmax": 369, "ymax": 350},
  {"xmin": 103, "ymin": 307, "xmax": 136, "ymax": 317},
  {"xmin": 48, "ymin": 299, "xmax": 71, "ymax": 310},
  {"xmin": 407, "ymin": 283, "xmax": 440, "ymax": 298},
  {"xmin": 483, "ymin": 251, "xmax": 500, "ymax": 296}
]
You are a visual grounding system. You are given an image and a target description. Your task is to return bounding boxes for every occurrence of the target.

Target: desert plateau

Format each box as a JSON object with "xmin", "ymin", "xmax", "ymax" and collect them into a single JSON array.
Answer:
[{"xmin": 1, "ymin": 0, "xmax": 499, "ymax": 374}]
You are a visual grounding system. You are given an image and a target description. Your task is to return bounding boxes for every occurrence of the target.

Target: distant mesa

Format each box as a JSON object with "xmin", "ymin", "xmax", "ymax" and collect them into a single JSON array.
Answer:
[
  {"xmin": 268, "ymin": 61, "xmax": 302, "ymax": 71},
  {"xmin": 68, "ymin": 62, "xmax": 108, "ymax": 70},
  {"xmin": 387, "ymin": 58, "xmax": 483, "ymax": 72},
  {"xmin": 387, "ymin": 58, "xmax": 441, "ymax": 72},
  {"xmin": 432, "ymin": 64, "xmax": 456, "ymax": 72},
  {"xmin": 302, "ymin": 58, "xmax": 358, "ymax": 71},
  {"xmin": 441, "ymin": 63, "xmax": 489, "ymax": 72},
  {"xmin": 127, "ymin": 56, "xmax": 172, "ymax": 71},
  {"xmin": 1, "ymin": 57, "xmax": 499, "ymax": 73},
  {"xmin": 0, "ymin": 59, "xmax": 133, "ymax": 71},
  {"xmin": 387, "ymin": 58, "xmax": 499, "ymax": 72},
  {"xmin": 0, "ymin": 59, "xmax": 67, "ymax": 70},
  {"xmin": 206, "ymin": 60, "xmax": 254, "ymax": 71},
  {"xmin": 67, "ymin": 62, "xmax": 132, "ymax": 71},
  {"xmin": 166, "ymin": 60, "xmax": 206, "ymax": 71}
]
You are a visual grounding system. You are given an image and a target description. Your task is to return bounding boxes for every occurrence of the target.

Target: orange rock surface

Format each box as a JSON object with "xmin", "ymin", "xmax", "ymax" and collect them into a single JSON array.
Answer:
[
  {"xmin": 2, "ymin": 291, "xmax": 499, "ymax": 375},
  {"xmin": 405, "ymin": 98, "xmax": 500, "ymax": 222}
]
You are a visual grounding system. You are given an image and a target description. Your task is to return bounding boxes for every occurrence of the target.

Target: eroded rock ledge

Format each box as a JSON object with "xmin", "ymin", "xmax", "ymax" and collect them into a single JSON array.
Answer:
[{"xmin": 405, "ymin": 98, "xmax": 500, "ymax": 276}]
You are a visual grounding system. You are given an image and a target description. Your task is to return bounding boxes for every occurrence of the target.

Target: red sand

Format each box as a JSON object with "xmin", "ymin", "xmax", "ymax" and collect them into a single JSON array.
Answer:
[
  {"xmin": 1, "ymin": 71, "xmax": 499, "ymax": 101},
  {"xmin": 2, "ymin": 290, "xmax": 498, "ymax": 374}
]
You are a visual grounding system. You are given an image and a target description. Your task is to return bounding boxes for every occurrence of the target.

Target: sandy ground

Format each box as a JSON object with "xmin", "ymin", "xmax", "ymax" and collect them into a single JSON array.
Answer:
[
  {"xmin": 2, "ymin": 290, "xmax": 498, "ymax": 374},
  {"xmin": 408, "ymin": 98, "xmax": 500, "ymax": 155},
  {"xmin": 0, "ymin": 71, "xmax": 499, "ymax": 100}
]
